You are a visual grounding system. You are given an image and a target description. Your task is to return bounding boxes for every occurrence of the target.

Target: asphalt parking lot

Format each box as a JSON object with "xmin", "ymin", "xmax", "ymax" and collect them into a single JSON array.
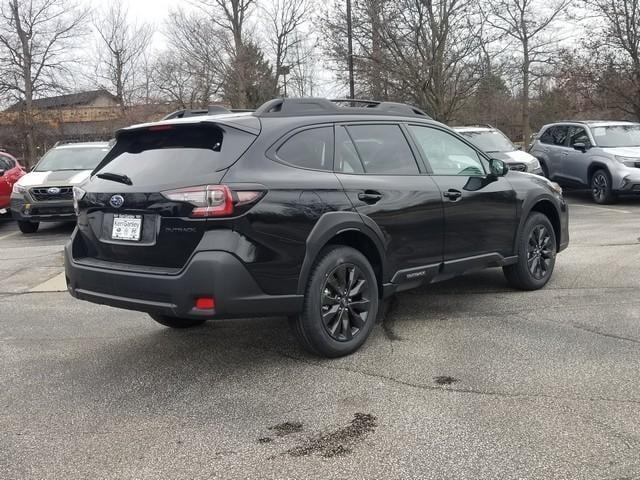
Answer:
[{"xmin": 1, "ymin": 191, "xmax": 639, "ymax": 479}]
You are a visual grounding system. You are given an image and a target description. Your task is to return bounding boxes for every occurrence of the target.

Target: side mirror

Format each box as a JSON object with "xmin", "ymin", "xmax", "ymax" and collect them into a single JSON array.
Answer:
[
  {"xmin": 573, "ymin": 142, "xmax": 589, "ymax": 152},
  {"xmin": 489, "ymin": 158, "xmax": 509, "ymax": 177}
]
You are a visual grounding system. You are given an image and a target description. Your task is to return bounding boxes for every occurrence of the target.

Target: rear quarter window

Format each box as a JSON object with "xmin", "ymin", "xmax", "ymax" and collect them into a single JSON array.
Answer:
[{"xmin": 275, "ymin": 127, "xmax": 334, "ymax": 171}]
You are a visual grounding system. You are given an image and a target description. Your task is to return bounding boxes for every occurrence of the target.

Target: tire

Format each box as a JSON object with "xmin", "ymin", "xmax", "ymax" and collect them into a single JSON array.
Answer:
[
  {"xmin": 590, "ymin": 169, "xmax": 617, "ymax": 204},
  {"xmin": 503, "ymin": 212, "xmax": 557, "ymax": 291},
  {"xmin": 290, "ymin": 245, "xmax": 379, "ymax": 358},
  {"xmin": 17, "ymin": 220, "xmax": 39, "ymax": 234},
  {"xmin": 149, "ymin": 314, "xmax": 207, "ymax": 329}
]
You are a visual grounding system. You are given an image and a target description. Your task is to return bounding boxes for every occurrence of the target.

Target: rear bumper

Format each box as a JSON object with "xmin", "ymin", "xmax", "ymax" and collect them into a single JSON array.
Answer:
[
  {"xmin": 10, "ymin": 196, "xmax": 76, "ymax": 223},
  {"xmin": 64, "ymin": 233, "xmax": 304, "ymax": 320}
]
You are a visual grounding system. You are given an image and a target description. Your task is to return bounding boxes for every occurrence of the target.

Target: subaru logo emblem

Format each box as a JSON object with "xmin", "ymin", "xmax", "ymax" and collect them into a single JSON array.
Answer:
[
  {"xmin": 47, "ymin": 187, "xmax": 61, "ymax": 195},
  {"xmin": 109, "ymin": 195, "xmax": 124, "ymax": 208}
]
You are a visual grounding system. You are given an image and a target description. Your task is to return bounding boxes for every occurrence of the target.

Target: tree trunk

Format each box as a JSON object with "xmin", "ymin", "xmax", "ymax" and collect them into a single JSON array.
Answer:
[{"xmin": 522, "ymin": 51, "xmax": 531, "ymax": 145}]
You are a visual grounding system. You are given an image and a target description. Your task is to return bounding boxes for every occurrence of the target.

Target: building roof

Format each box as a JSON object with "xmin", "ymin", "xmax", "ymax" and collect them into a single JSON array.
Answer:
[{"xmin": 6, "ymin": 89, "xmax": 119, "ymax": 111}]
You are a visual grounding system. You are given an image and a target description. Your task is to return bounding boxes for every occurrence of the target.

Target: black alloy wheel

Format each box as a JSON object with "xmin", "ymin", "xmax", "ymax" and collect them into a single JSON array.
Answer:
[
  {"xmin": 291, "ymin": 245, "xmax": 379, "ymax": 357},
  {"xmin": 321, "ymin": 263, "xmax": 371, "ymax": 342},
  {"xmin": 526, "ymin": 225, "xmax": 554, "ymax": 280},
  {"xmin": 503, "ymin": 212, "xmax": 556, "ymax": 290}
]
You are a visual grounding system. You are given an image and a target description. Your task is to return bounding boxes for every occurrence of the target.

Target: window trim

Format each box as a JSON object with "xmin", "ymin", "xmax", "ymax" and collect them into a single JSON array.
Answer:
[
  {"xmin": 267, "ymin": 123, "xmax": 336, "ymax": 173},
  {"xmin": 333, "ymin": 121, "xmax": 425, "ymax": 176},
  {"xmin": 406, "ymin": 123, "xmax": 489, "ymax": 177}
]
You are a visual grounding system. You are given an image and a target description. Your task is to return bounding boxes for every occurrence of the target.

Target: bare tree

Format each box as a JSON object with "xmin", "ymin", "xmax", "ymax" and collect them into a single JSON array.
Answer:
[
  {"xmin": 159, "ymin": 8, "xmax": 228, "ymax": 107},
  {"xmin": 482, "ymin": 0, "xmax": 572, "ymax": 143},
  {"xmin": 262, "ymin": 0, "xmax": 308, "ymax": 95},
  {"xmin": 93, "ymin": 0, "xmax": 153, "ymax": 108},
  {"xmin": 579, "ymin": 0, "xmax": 640, "ymax": 120},
  {"xmin": 194, "ymin": 0, "xmax": 256, "ymax": 108},
  {"xmin": 0, "ymin": 0, "xmax": 88, "ymax": 163}
]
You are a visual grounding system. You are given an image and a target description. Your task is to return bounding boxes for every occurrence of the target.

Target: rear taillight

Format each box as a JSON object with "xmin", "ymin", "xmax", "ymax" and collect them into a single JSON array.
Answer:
[{"xmin": 161, "ymin": 185, "xmax": 262, "ymax": 218}]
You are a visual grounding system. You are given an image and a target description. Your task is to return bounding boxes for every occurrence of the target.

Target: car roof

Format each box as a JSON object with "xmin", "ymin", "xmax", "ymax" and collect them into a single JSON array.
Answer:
[
  {"xmin": 121, "ymin": 98, "xmax": 438, "ymax": 137},
  {"xmin": 54, "ymin": 142, "xmax": 111, "ymax": 149},
  {"xmin": 543, "ymin": 120, "xmax": 640, "ymax": 129},
  {"xmin": 453, "ymin": 126, "xmax": 496, "ymax": 133}
]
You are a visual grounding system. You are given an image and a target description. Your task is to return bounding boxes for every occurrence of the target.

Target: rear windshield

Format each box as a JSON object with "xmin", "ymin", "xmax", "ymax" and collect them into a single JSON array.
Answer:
[
  {"xmin": 592, "ymin": 125, "xmax": 640, "ymax": 148},
  {"xmin": 35, "ymin": 146, "xmax": 110, "ymax": 172},
  {"xmin": 94, "ymin": 124, "xmax": 255, "ymax": 185}
]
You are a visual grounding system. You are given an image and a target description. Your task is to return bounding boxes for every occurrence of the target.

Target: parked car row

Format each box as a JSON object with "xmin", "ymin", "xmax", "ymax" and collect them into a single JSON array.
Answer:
[{"xmin": 3, "ymin": 99, "xmax": 637, "ymax": 357}]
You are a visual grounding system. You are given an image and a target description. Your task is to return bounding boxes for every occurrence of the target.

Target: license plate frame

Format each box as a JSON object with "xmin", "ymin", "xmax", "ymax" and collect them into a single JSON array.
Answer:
[{"xmin": 111, "ymin": 214, "xmax": 142, "ymax": 241}]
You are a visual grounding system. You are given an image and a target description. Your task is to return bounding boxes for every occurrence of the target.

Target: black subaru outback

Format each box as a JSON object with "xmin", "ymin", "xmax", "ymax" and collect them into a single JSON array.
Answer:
[{"xmin": 65, "ymin": 98, "xmax": 569, "ymax": 357}]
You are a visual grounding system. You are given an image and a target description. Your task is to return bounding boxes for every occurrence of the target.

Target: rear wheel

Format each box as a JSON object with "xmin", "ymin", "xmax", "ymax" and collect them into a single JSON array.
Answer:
[
  {"xmin": 17, "ymin": 220, "xmax": 39, "ymax": 234},
  {"xmin": 590, "ymin": 169, "xmax": 616, "ymax": 204},
  {"xmin": 290, "ymin": 245, "xmax": 378, "ymax": 358},
  {"xmin": 503, "ymin": 212, "xmax": 557, "ymax": 290},
  {"xmin": 149, "ymin": 314, "xmax": 206, "ymax": 329}
]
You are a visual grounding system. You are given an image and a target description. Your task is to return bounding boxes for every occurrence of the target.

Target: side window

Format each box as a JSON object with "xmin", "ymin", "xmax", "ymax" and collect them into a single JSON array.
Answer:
[
  {"xmin": 540, "ymin": 126, "xmax": 569, "ymax": 146},
  {"xmin": 0, "ymin": 155, "xmax": 12, "ymax": 171},
  {"xmin": 276, "ymin": 127, "xmax": 333, "ymax": 170},
  {"xmin": 408, "ymin": 126, "xmax": 485, "ymax": 176},
  {"xmin": 568, "ymin": 126, "xmax": 590, "ymax": 147},
  {"xmin": 345, "ymin": 124, "xmax": 419, "ymax": 175},
  {"xmin": 335, "ymin": 126, "xmax": 364, "ymax": 173}
]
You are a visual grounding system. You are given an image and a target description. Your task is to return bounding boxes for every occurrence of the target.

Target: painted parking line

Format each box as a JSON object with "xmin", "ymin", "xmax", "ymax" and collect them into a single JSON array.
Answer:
[
  {"xmin": 570, "ymin": 204, "xmax": 632, "ymax": 214},
  {"xmin": 0, "ymin": 231, "xmax": 19, "ymax": 241},
  {"xmin": 30, "ymin": 272, "xmax": 67, "ymax": 293}
]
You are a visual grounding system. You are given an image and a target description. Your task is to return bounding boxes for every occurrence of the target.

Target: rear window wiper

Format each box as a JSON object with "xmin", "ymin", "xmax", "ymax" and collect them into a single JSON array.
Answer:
[{"xmin": 96, "ymin": 172, "xmax": 133, "ymax": 186}]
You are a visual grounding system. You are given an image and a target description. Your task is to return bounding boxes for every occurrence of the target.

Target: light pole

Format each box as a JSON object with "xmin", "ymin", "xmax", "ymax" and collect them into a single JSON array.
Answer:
[{"xmin": 346, "ymin": 0, "xmax": 355, "ymax": 100}]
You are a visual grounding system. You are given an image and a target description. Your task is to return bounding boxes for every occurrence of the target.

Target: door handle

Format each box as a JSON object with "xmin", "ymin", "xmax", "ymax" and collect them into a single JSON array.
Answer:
[
  {"xmin": 358, "ymin": 190, "xmax": 383, "ymax": 204},
  {"xmin": 443, "ymin": 189, "xmax": 462, "ymax": 201},
  {"xmin": 561, "ymin": 151, "xmax": 569, "ymax": 156}
]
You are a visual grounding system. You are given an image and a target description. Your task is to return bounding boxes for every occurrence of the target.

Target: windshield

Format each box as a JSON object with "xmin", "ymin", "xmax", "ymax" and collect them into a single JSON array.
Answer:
[
  {"xmin": 458, "ymin": 130, "xmax": 515, "ymax": 153},
  {"xmin": 35, "ymin": 146, "xmax": 110, "ymax": 172},
  {"xmin": 592, "ymin": 125, "xmax": 640, "ymax": 148}
]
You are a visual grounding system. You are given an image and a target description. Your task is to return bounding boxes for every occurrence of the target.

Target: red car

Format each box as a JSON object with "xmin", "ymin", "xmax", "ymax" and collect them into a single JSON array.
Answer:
[{"xmin": 0, "ymin": 152, "xmax": 25, "ymax": 214}]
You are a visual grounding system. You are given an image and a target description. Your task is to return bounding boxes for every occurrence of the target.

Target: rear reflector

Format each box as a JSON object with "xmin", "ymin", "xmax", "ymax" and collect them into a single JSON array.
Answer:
[{"xmin": 195, "ymin": 297, "xmax": 215, "ymax": 310}]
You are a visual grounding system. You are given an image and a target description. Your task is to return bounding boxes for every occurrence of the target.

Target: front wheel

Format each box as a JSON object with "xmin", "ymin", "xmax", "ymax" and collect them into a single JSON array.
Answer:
[
  {"xmin": 18, "ymin": 220, "xmax": 39, "ymax": 234},
  {"xmin": 590, "ymin": 169, "xmax": 616, "ymax": 204},
  {"xmin": 503, "ymin": 212, "xmax": 557, "ymax": 290},
  {"xmin": 290, "ymin": 245, "xmax": 379, "ymax": 358},
  {"xmin": 149, "ymin": 314, "xmax": 206, "ymax": 329}
]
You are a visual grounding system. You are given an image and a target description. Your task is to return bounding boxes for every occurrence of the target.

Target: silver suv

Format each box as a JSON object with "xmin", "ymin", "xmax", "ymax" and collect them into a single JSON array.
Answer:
[
  {"xmin": 454, "ymin": 125, "xmax": 543, "ymax": 174},
  {"xmin": 529, "ymin": 121, "xmax": 640, "ymax": 203}
]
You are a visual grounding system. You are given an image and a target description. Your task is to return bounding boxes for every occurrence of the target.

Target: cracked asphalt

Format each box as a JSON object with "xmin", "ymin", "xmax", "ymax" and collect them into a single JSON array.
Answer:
[{"xmin": 1, "ymin": 191, "xmax": 639, "ymax": 479}]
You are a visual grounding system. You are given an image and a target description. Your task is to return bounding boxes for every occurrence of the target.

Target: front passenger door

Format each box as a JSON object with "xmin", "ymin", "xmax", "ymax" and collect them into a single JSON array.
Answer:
[{"xmin": 407, "ymin": 125, "xmax": 518, "ymax": 270}]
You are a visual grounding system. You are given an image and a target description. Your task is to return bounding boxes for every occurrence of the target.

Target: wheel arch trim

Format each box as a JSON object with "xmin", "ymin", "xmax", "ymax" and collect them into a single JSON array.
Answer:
[{"xmin": 297, "ymin": 211, "xmax": 388, "ymax": 295}]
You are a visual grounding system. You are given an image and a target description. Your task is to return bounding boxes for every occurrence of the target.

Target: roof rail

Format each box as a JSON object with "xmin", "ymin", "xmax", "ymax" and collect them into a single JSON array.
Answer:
[
  {"xmin": 162, "ymin": 105, "xmax": 255, "ymax": 120},
  {"xmin": 457, "ymin": 124, "xmax": 495, "ymax": 129},
  {"xmin": 254, "ymin": 97, "xmax": 432, "ymax": 119}
]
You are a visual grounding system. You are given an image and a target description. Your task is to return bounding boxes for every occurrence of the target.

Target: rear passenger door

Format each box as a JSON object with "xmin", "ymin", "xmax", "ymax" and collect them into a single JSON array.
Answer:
[
  {"xmin": 334, "ymin": 123, "xmax": 444, "ymax": 282},
  {"xmin": 407, "ymin": 125, "xmax": 518, "ymax": 268},
  {"xmin": 563, "ymin": 125, "xmax": 592, "ymax": 185},
  {"xmin": 539, "ymin": 125, "xmax": 570, "ymax": 179}
]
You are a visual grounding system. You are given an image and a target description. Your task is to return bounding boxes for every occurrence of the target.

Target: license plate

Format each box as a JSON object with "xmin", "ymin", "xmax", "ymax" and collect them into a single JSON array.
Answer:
[{"xmin": 112, "ymin": 215, "xmax": 142, "ymax": 241}]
